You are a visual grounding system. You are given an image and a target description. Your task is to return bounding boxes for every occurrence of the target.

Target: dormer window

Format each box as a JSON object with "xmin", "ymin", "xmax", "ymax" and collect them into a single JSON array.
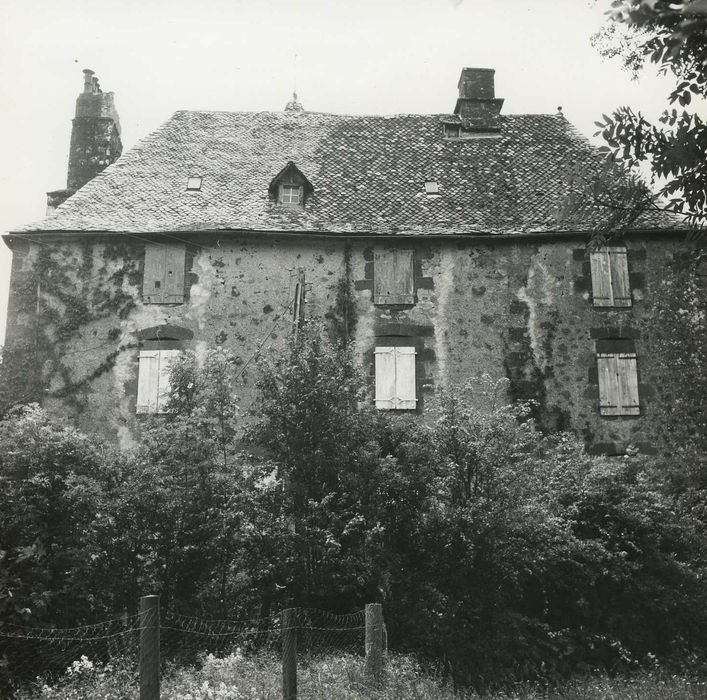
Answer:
[
  {"xmin": 424, "ymin": 181, "xmax": 440, "ymax": 195},
  {"xmin": 280, "ymin": 183, "xmax": 303, "ymax": 205},
  {"xmin": 269, "ymin": 161, "xmax": 314, "ymax": 208},
  {"xmin": 444, "ymin": 124, "xmax": 460, "ymax": 138},
  {"xmin": 186, "ymin": 176, "xmax": 202, "ymax": 191}
]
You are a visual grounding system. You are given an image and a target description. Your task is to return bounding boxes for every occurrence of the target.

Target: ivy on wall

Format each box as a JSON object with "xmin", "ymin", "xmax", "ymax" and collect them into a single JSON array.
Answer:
[
  {"xmin": 326, "ymin": 243, "xmax": 357, "ymax": 346},
  {"xmin": 1, "ymin": 240, "xmax": 141, "ymax": 416}
]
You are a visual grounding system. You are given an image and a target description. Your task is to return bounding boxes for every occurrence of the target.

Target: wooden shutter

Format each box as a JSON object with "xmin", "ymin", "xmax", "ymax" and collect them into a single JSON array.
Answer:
[
  {"xmin": 163, "ymin": 246, "xmax": 186, "ymax": 303},
  {"xmin": 597, "ymin": 353, "xmax": 620, "ymax": 415},
  {"xmin": 374, "ymin": 346, "xmax": 417, "ymax": 410},
  {"xmin": 590, "ymin": 249, "xmax": 612, "ymax": 307},
  {"xmin": 597, "ymin": 352, "xmax": 640, "ymax": 416},
  {"xmin": 616, "ymin": 353, "xmax": 640, "ymax": 415},
  {"xmin": 156, "ymin": 349, "xmax": 180, "ymax": 413},
  {"xmin": 394, "ymin": 347, "xmax": 417, "ymax": 410},
  {"xmin": 136, "ymin": 350, "xmax": 160, "ymax": 413},
  {"xmin": 143, "ymin": 244, "xmax": 165, "ymax": 304},
  {"xmin": 374, "ymin": 347, "xmax": 396, "ymax": 409},
  {"xmin": 608, "ymin": 247, "xmax": 631, "ymax": 307},
  {"xmin": 142, "ymin": 243, "xmax": 185, "ymax": 304},
  {"xmin": 373, "ymin": 250, "xmax": 414, "ymax": 305}
]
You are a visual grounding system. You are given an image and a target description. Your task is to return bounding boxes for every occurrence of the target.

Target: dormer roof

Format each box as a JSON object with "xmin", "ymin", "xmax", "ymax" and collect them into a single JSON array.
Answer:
[{"xmin": 268, "ymin": 161, "xmax": 314, "ymax": 198}]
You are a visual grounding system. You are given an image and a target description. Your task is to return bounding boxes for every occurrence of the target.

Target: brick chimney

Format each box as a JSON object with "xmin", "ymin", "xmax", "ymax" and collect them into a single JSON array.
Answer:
[
  {"xmin": 46, "ymin": 69, "xmax": 123, "ymax": 213},
  {"xmin": 453, "ymin": 68, "xmax": 504, "ymax": 132}
]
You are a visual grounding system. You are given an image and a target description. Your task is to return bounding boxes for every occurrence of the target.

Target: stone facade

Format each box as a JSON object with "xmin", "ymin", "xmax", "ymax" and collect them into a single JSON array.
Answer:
[{"xmin": 3, "ymin": 231, "xmax": 702, "ymax": 455}]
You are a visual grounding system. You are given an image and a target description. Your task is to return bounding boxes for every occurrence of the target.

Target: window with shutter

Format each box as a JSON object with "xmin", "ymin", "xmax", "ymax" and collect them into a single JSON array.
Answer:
[
  {"xmin": 143, "ymin": 243, "xmax": 186, "ymax": 304},
  {"xmin": 373, "ymin": 250, "xmax": 414, "ymax": 305},
  {"xmin": 590, "ymin": 247, "xmax": 631, "ymax": 307},
  {"xmin": 597, "ymin": 351, "xmax": 640, "ymax": 416},
  {"xmin": 136, "ymin": 349, "xmax": 180, "ymax": 414},
  {"xmin": 374, "ymin": 346, "xmax": 417, "ymax": 410}
]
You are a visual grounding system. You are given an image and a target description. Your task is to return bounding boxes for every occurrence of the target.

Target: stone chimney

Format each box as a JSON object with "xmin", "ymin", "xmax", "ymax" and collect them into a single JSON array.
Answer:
[
  {"xmin": 46, "ymin": 69, "xmax": 123, "ymax": 213},
  {"xmin": 453, "ymin": 68, "xmax": 504, "ymax": 132}
]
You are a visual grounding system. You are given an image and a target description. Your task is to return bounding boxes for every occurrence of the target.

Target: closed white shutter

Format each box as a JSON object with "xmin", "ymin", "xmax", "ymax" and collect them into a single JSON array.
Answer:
[
  {"xmin": 590, "ymin": 249, "xmax": 612, "ymax": 307},
  {"xmin": 375, "ymin": 347, "xmax": 396, "ymax": 409},
  {"xmin": 136, "ymin": 351, "xmax": 160, "ymax": 413},
  {"xmin": 156, "ymin": 349, "xmax": 181, "ymax": 413},
  {"xmin": 616, "ymin": 353, "xmax": 640, "ymax": 414},
  {"xmin": 375, "ymin": 346, "xmax": 417, "ymax": 410},
  {"xmin": 394, "ymin": 347, "xmax": 417, "ymax": 410},
  {"xmin": 608, "ymin": 248, "xmax": 631, "ymax": 307}
]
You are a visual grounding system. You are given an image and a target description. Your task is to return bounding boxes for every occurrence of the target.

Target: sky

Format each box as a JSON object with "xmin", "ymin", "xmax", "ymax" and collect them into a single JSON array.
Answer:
[{"xmin": 0, "ymin": 0, "xmax": 679, "ymax": 344}]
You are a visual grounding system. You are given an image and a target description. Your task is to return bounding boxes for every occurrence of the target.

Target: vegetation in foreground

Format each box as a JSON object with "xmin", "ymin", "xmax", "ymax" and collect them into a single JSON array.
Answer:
[
  {"xmin": 2, "ymin": 325, "xmax": 707, "ymax": 692},
  {"xmin": 14, "ymin": 652, "xmax": 707, "ymax": 700}
]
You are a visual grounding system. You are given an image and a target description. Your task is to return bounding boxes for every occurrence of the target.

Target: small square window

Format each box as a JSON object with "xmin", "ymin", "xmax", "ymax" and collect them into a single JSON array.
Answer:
[
  {"xmin": 424, "ymin": 181, "xmax": 440, "ymax": 195},
  {"xmin": 444, "ymin": 124, "xmax": 460, "ymax": 138},
  {"xmin": 280, "ymin": 184, "xmax": 303, "ymax": 205},
  {"xmin": 186, "ymin": 176, "xmax": 202, "ymax": 191}
]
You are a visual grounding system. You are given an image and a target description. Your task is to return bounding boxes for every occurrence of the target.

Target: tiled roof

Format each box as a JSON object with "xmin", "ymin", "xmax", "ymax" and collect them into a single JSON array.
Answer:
[{"xmin": 20, "ymin": 110, "xmax": 681, "ymax": 235}]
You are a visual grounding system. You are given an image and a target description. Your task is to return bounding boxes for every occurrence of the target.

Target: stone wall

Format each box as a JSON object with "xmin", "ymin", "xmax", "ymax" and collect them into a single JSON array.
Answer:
[{"xmin": 2, "ymin": 231, "xmax": 702, "ymax": 456}]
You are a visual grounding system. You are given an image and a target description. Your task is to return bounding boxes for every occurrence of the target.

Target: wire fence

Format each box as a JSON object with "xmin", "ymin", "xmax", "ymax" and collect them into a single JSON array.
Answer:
[
  {"xmin": 0, "ymin": 613, "xmax": 143, "ymax": 697},
  {"xmin": 0, "ymin": 600, "xmax": 384, "ymax": 699}
]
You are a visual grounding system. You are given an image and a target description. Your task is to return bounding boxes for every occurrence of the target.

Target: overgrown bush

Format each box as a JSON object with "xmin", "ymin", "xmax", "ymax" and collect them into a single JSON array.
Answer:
[{"xmin": 2, "ymin": 328, "xmax": 706, "ymax": 691}]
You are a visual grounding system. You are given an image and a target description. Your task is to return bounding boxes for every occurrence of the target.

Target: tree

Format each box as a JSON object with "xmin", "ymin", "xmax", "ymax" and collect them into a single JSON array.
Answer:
[{"xmin": 592, "ymin": 0, "xmax": 707, "ymax": 233}]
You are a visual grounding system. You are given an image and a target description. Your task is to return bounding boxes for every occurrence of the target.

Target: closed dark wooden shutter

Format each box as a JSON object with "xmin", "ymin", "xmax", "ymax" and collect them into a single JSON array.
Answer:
[
  {"xmin": 143, "ymin": 243, "xmax": 186, "ymax": 304},
  {"xmin": 374, "ymin": 250, "xmax": 414, "ymax": 305}
]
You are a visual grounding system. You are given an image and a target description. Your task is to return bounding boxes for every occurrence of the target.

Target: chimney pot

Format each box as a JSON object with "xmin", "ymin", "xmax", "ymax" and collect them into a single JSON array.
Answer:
[
  {"xmin": 82, "ymin": 68, "xmax": 95, "ymax": 93},
  {"xmin": 458, "ymin": 67, "xmax": 495, "ymax": 100}
]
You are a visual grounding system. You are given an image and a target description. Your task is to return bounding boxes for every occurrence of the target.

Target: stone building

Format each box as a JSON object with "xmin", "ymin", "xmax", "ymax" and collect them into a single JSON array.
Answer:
[{"xmin": 2, "ymin": 68, "xmax": 702, "ymax": 454}]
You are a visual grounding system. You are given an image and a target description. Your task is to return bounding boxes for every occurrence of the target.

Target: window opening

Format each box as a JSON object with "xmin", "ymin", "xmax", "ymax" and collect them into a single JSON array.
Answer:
[
  {"xmin": 375, "ymin": 346, "xmax": 417, "ymax": 410},
  {"xmin": 590, "ymin": 247, "xmax": 631, "ymax": 307},
  {"xmin": 597, "ymin": 351, "xmax": 640, "ymax": 416},
  {"xmin": 280, "ymin": 184, "xmax": 303, "ymax": 205}
]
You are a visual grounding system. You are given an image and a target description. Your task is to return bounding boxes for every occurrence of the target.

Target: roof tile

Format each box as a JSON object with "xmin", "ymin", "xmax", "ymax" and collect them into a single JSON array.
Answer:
[{"xmin": 20, "ymin": 110, "xmax": 681, "ymax": 235}]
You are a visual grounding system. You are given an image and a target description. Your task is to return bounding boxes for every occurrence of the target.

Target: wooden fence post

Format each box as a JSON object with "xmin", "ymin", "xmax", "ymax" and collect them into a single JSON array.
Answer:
[
  {"xmin": 282, "ymin": 608, "xmax": 297, "ymax": 700},
  {"xmin": 139, "ymin": 595, "xmax": 160, "ymax": 700},
  {"xmin": 365, "ymin": 603, "xmax": 384, "ymax": 683}
]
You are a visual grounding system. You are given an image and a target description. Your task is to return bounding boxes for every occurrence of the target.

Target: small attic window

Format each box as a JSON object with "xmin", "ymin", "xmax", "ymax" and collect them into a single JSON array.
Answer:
[
  {"xmin": 280, "ymin": 184, "xmax": 303, "ymax": 205},
  {"xmin": 186, "ymin": 176, "xmax": 202, "ymax": 191},
  {"xmin": 424, "ymin": 181, "xmax": 440, "ymax": 195},
  {"xmin": 444, "ymin": 124, "xmax": 460, "ymax": 138}
]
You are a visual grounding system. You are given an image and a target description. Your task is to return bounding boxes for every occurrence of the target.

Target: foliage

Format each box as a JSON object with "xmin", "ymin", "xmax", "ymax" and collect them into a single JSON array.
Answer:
[
  {"xmin": 592, "ymin": 0, "xmax": 707, "ymax": 232},
  {"xmin": 14, "ymin": 652, "xmax": 707, "ymax": 700},
  {"xmin": 2, "ymin": 335, "xmax": 707, "ymax": 689},
  {"xmin": 384, "ymin": 379, "xmax": 707, "ymax": 685},
  {"xmin": 0, "ymin": 405, "xmax": 107, "ymax": 626},
  {"xmin": 249, "ymin": 325, "xmax": 388, "ymax": 610}
]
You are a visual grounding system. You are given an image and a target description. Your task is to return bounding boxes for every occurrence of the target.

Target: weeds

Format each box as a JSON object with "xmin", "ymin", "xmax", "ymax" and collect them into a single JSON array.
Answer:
[{"xmin": 13, "ymin": 652, "xmax": 707, "ymax": 699}]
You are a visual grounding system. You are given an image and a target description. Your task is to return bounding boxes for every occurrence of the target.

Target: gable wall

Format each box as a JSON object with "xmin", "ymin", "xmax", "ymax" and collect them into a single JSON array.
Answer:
[{"xmin": 2, "ymin": 233, "xmax": 702, "ymax": 455}]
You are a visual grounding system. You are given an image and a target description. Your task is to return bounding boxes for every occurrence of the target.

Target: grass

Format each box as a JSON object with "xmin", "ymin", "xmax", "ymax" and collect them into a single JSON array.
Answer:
[{"xmin": 13, "ymin": 652, "xmax": 707, "ymax": 699}]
